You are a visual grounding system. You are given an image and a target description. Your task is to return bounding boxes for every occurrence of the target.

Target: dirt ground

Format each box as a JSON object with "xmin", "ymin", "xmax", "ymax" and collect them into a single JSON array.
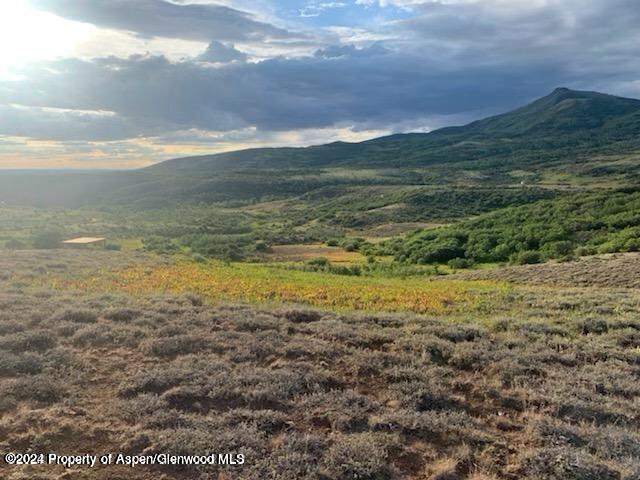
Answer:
[{"xmin": 267, "ymin": 244, "xmax": 364, "ymax": 263}]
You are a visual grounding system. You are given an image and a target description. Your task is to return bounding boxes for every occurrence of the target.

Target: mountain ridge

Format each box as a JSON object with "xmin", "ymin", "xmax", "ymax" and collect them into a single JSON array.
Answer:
[
  {"xmin": 2, "ymin": 87, "xmax": 640, "ymax": 208},
  {"xmin": 146, "ymin": 87, "xmax": 640, "ymax": 174}
]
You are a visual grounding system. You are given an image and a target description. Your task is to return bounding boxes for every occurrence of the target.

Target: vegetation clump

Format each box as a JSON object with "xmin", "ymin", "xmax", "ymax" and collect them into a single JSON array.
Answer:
[
  {"xmin": 387, "ymin": 190, "xmax": 640, "ymax": 265},
  {"xmin": 32, "ymin": 230, "xmax": 64, "ymax": 249}
]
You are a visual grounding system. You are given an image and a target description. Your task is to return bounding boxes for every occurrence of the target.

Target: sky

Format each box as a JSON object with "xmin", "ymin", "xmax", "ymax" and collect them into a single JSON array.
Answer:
[{"xmin": 0, "ymin": 0, "xmax": 639, "ymax": 169}]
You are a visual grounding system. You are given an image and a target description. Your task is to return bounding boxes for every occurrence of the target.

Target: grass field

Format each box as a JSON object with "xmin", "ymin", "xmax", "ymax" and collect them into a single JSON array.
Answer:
[{"xmin": 51, "ymin": 257, "xmax": 500, "ymax": 315}]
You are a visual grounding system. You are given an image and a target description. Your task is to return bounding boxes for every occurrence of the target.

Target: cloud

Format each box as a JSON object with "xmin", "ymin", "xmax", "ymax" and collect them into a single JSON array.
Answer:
[
  {"xmin": 354, "ymin": 0, "xmax": 420, "ymax": 8},
  {"xmin": 0, "ymin": 47, "xmax": 569, "ymax": 143},
  {"xmin": 299, "ymin": 2, "xmax": 349, "ymax": 18},
  {"xmin": 0, "ymin": 104, "xmax": 165, "ymax": 142},
  {"xmin": 4, "ymin": 0, "xmax": 640, "ymax": 168},
  {"xmin": 197, "ymin": 41, "xmax": 247, "ymax": 63},
  {"xmin": 314, "ymin": 43, "xmax": 388, "ymax": 58},
  {"xmin": 395, "ymin": 0, "xmax": 640, "ymax": 66},
  {"xmin": 30, "ymin": 0, "xmax": 295, "ymax": 42},
  {"xmin": 0, "ymin": 135, "xmax": 164, "ymax": 169}
]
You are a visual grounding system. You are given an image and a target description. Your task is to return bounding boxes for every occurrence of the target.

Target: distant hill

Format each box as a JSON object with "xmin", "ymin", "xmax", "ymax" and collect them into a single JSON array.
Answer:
[
  {"xmin": 2, "ymin": 88, "xmax": 640, "ymax": 207},
  {"xmin": 147, "ymin": 88, "xmax": 640, "ymax": 174},
  {"xmin": 437, "ymin": 87, "xmax": 640, "ymax": 136}
]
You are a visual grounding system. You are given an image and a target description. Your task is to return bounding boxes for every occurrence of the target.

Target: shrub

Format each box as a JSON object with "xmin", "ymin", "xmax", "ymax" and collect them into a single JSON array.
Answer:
[
  {"xmin": 192, "ymin": 253, "xmax": 207, "ymax": 263},
  {"xmin": 528, "ymin": 419, "xmax": 586, "ymax": 449},
  {"xmin": 579, "ymin": 318, "xmax": 609, "ymax": 335},
  {"xmin": 0, "ymin": 331, "xmax": 56, "ymax": 353},
  {"xmin": 0, "ymin": 396, "xmax": 17, "ymax": 413},
  {"xmin": 511, "ymin": 250, "xmax": 542, "ymax": 265},
  {"xmin": 72, "ymin": 324, "xmax": 145, "ymax": 348},
  {"xmin": 408, "ymin": 235, "xmax": 466, "ymax": 264},
  {"xmin": 1, "ymin": 375, "xmax": 64, "ymax": 405},
  {"xmin": 342, "ymin": 238, "xmax": 365, "ymax": 252},
  {"xmin": 4, "ymin": 239, "xmax": 25, "ymax": 250},
  {"xmin": 244, "ymin": 433, "xmax": 325, "ymax": 479},
  {"xmin": 104, "ymin": 308, "xmax": 141, "ymax": 322},
  {"xmin": 72, "ymin": 325, "xmax": 112, "ymax": 347},
  {"xmin": 522, "ymin": 447, "xmax": 620, "ymax": 480},
  {"xmin": 447, "ymin": 258, "xmax": 474, "ymax": 269},
  {"xmin": 436, "ymin": 326, "xmax": 483, "ymax": 343},
  {"xmin": 223, "ymin": 245, "xmax": 244, "ymax": 262},
  {"xmin": 324, "ymin": 434, "xmax": 391, "ymax": 480},
  {"xmin": 306, "ymin": 257, "xmax": 330, "ymax": 267},
  {"xmin": 575, "ymin": 246, "xmax": 598, "ymax": 257},
  {"xmin": 116, "ymin": 393, "xmax": 173, "ymax": 425},
  {"xmin": 55, "ymin": 309, "xmax": 98, "ymax": 324},
  {"xmin": 541, "ymin": 241, "xmax": 574, "ymax": 258},
  {"xmin": 149, "ymin": 424, "xmax": 265, "ymax": 462},
  {"xmin": 118, "ymin": 367, "xmax": 188, "ymax": 398},
  {"xmin": 183, "ymin": 294, "xmax": 204, "ymax": 307},
  {"xmin": 448, "ymin": 343, "xmax": 494, "ymax": 371},
  {"xmin": 255, "ymin": 241, "xmax": 270, "ymax": 252},
  {"xmin": 0, "ymin": 351, "xmax": 42, "ymax": 376},
  {"xmin": 388, "ymin": 190, "xmax": 640, "ymax": 265},
  {"xmin": 283, "ymin": 310, "xmax": 322, "ymax": 323},
  {"xmin": 32, "ymin": 230, "xmax": 63, "ymax": 249},
  {"xmin": 141, "ymin": 335, "xmax": 210, "ymax": 358},
  {"xmin": 143, "ymin": 236, "xmax": 180, "ymax": 254},
  {"xmin": 300, "ymin": 390, "xmax": 380, "ymax": 432}
]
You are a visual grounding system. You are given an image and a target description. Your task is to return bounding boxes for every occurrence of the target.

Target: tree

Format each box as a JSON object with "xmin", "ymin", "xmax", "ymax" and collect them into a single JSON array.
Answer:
[
  {"xmin": 4, "ymin": 239, "xmax": 25, "ymax": 250},
  {"xmin": 32, "ymin": 230, "xmax": 63, "ymax": 249}
]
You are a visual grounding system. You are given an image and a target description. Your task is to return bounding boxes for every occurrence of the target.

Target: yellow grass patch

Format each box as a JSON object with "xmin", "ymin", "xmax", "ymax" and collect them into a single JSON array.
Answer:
[{"xmin": 53, "ymin": 261, "xmax": 500, "ymax": 314}]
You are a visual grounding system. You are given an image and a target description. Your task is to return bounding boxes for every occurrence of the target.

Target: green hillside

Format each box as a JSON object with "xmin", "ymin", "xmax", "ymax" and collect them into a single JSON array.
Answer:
[
  {"xmin": 384, "ymin": 188, "xmax": 640, "ymax": 266},
  {"xmin": 443, "ymin": 87, "xmax": 640, "ymax": 135},
  {"xmin": 1, "ymin": 88, "xmax": 640, "ymax": 209},
  {"xmin": 148, "ymin": 87, "xmax": 640, "ymax": 173}
]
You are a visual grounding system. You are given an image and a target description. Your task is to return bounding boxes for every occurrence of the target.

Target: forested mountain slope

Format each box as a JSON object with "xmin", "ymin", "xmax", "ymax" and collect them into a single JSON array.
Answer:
[
  {"xmin": 148, "ymin": 88, "xmax": 640, "ymax": 173},
  {"xmin": 1, "ymin": 88, "xmax": 640, "ymax": 208}
]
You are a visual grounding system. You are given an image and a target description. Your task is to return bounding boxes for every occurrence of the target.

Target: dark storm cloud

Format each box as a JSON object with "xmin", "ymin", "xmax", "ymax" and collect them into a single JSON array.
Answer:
[
  {"xmin": 197, "ymin": 41, "xmax": 247, "ymax": 63},
  {"xmin": 399, "ymin": 0, "xmax": 640, "ymax": 67},
  {"xmin": 30, "ymin": 0, "xmax": 293, "ymax": 41},
  {"xmin": 5, "ymin": 0, "xmax": 640, "ymax": 145},
  {"xmin": 0, "ymin": 48, "xmax": 567, "ymax": 142},
  {"xmin": 0, "ymin": 103, "xmax": 179, "ymax": 142}
]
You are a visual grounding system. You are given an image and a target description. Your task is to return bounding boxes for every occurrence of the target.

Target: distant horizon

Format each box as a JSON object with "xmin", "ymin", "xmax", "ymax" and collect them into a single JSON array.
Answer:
[{"xmin": 0, "ymin": 168, "xmax": 129, "ymax": 172}]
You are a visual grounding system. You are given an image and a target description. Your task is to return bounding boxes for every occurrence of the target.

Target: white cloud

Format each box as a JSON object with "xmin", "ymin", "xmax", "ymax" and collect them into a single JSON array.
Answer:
[
  {"xmin": 197, "ymin": 41, "xmax": 248, "ymax": 63},
  {"xmin": 30, "ymin": 0, "xmax": 297, "ymax": 42}
]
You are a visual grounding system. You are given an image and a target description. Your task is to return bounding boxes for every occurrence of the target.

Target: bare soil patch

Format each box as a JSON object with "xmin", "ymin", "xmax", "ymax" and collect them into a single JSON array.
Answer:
[{"xmin": 267, "ymin": 244, "xmax": 364, "ymax": 263}]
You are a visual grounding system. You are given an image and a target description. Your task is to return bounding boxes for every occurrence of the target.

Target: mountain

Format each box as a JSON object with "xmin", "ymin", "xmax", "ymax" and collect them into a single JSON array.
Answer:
[
  {"xmin": 147, "ymin": 87, "xmax": 640, "ymax": 174},
  {"xmin": 2, "ymin": 88, "xmax": 640, "ymax": 207},
  {"xmin": 437, "ymin": 87, "xmax": 640, "ymax": 135}
]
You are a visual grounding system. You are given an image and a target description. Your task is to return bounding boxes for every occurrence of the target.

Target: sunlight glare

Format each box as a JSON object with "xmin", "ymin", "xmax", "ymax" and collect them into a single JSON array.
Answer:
[{"xmin": 0, "ymin": 1, "xmax": 94, "ymax": 78}]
